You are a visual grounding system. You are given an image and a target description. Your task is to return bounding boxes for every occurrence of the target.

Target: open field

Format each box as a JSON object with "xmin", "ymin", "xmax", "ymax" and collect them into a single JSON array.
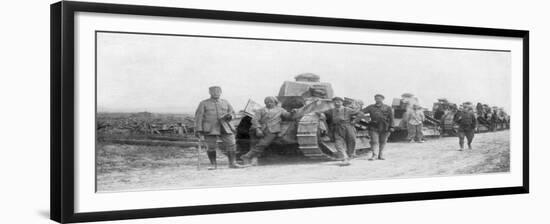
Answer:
[{"xmin": 96, "ymin": 130, "xmax": 510, "ymax": 192}]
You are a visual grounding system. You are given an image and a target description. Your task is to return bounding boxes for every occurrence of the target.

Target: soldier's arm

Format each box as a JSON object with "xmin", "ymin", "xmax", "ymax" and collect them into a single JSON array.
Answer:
[
  {"xmin": 350, "ymin": 108, "xmax": 363, "ymax": 116},
  {"xmin": 251, "ymin": 109, "xmax": 264, "ymax": 130},
  {"xmin": 281, "ymin": 108, "xmax": 292, "ymax": 119},
  {"xmin": 194, "ymin": 101, "xmax": 205, "ymax": 132},
  {"xmin": 362, "ymin": 106, "xmax": 372, "ymax": 116},
  {"xmin": 350, "ymin": 108, "xmax": 364, "ymax": 122},
  {"xmin": 453, "ymin": 113, "xmax": 460, "ymax": 124},
  {"xmin": 316, "ymin": 110, "xmax": 328, "ymax": 121},
  {"xmin": 361, "ymin": 106, "xmax": 373, "ymax": 123}
]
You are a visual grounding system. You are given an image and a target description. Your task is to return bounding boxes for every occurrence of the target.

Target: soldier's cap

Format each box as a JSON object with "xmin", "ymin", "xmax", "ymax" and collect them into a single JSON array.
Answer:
[
  {"xmin": 332, "ymin": 97, "xmax": 344, "ymax": 102},
  {"xmin": 208, "ymin": 86, "xmax": 222, "ymax": 91},
  {"xmin": 374, "ymin": 94, "xmax": 385, "ymax": 99}
]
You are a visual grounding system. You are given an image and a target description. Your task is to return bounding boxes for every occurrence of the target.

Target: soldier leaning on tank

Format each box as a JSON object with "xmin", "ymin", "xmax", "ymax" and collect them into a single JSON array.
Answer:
[
  {"xmin": 194, "ymin": 86, "xmax": 243, "ymax": 170},
  {"xmin": 453, "ymin": 102, "xmax": 477, "ymax": 151},
  {"xmin": 362, "ymin": 94, "xmax": 394, "ymax": 160},
  {"xmin": 240, "ymin": 96, "xmax": 294, "ymax": 166},
  {"xmin": 319, "ymin": 97, "xmax": 364, "ymax": 166}
]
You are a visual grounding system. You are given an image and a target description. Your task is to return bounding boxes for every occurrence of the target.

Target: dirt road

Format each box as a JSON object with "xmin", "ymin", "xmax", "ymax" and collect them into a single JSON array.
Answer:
[{"xmin": 97, "ymin": 130, "xmax": 510, "ymax": 192}]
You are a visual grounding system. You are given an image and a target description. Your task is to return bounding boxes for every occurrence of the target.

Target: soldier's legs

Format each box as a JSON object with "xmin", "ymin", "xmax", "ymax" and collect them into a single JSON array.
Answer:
[
  {"xmin": 344, "ymin": 125, "xmax": 357, "ymax": 157},
  {"xmin": 242, "ymin": 132, "xmax": 277, "ymax": 166},
  {"xmin": 378, "ymin": 131, "xmax": 390, "ymax": 160},
  {"xmin": 334, "ymin": 131, "xmax": 350, "ymax": 166},
  {"xmin": 466, "ymin": 130, "xmax": 475, "ymax": 149},
  {"xmin": 416, "ymin": 124, "xmax": 424, "ymax": 142},
  {"xmin": 457, "ymin": 131, "xmax": 465, "ymax": 150},
  {"xmin": 407, "ymin": 124, "xmax": 416, "ymax": 142},
  {"xmin": 244, "ymin": 130, "xmax": 259, "ymax": 156},
  {"xmin": 252, "ymin": 132, "xmax": 278, "ymax": 154},
  {"xmin": 334, "ymin": 134, "xmax": 349, "ymax": 160},
  {"xmin": 369, "ymin": 130, "xmax": 380, "ymax": 160},
  {"xmin": 203, "ymin": 135, "xmax": 219, "ymax": 170},
  {"xmin": 203, "ymin": 135, "xmax": 219, "ymax": 151},
  {"xmin": 219, "ymin": 134, "xmax": 243, "ymax": 168}
]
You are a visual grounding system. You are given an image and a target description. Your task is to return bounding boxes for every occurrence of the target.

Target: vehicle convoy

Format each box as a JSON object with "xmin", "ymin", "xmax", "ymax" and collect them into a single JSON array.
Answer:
[
  {"xmin": 231, "ymin": 73, "xmax": 371, "ymax": 161},
  {"xmin": 429, "ymin": 100, "xmax": 510, "ymax": 136}
]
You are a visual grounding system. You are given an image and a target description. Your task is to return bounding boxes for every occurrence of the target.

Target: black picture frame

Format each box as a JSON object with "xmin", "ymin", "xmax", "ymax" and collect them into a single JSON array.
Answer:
[{"xmin": 50, "ymin": 1, "xmax": 529, "ymax": 223}]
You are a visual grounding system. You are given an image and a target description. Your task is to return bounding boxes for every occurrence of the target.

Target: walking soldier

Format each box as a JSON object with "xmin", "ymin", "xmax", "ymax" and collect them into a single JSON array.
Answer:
[
  {"xmin": 454, "ymin": 102, "xmax": 477, "ymax": 150},
  {"xmin": 194, "ymin": 86, "xmax": 242, "ymax": 169},
  {"xmin": 362, "ymin": 94, "xmax": 394, "ymax": 160}
]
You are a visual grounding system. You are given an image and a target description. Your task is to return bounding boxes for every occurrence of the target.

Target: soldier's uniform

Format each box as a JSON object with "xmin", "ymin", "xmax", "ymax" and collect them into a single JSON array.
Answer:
[
  {"xmin": 321, "ymin": 107, "xmax": 362, "ymax": 159},
  {"xmin": 362, "ymin": 103, "xmax": 394, "ymax": 160},
  {"xmin": 454, "ymin": 106, "xmax": 477, "ymax": 150},
  {"xmin": 405, "ymin": 107, "xmax": 425, "ymax": 142},
  {"xmin": 241, "ymin": 105, "xmax": 292, "ymax": 165},
  {"xmin": 195, "ymin": 97, "xmax": 240, "ymax": 168}
]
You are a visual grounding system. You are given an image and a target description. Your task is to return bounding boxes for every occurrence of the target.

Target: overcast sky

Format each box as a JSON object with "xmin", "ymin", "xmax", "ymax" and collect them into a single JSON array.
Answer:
[{"xmin": 97, "ymin": 32, "xmax": 511, "ymax": 114}]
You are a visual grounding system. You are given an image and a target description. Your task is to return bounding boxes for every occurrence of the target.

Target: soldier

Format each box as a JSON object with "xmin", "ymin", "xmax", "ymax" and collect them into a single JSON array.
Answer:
[
  {"xmin": 362, "ymin": 94, "xmax": 394, "ymax": 160},
  {"xmin": 405, "ymin": 104, "xmax": 425, "ymax": 143},
  {"xmin": 320, "ymin": 97, "xmax": 363, "ymax": 166},
  {"xmin": 454, "ymin": 102, "xmax": 477, "ymax": 150},
  {"xmin": 194, "ymin": 86, "xmax": 242, "ymax": 169},
  {"xmin": 240, "ymin": 96, "xmax": 293, "ymax": 166}
]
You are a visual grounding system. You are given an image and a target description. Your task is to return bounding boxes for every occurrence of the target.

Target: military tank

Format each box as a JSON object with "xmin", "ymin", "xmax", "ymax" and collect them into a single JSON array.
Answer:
[
  {"xmin": 231, "ymin": 73, "xmax": 371, "ymax": 161},
  {"xmin": 431, "ymin": 98, "xmax": 459, "ymax": 136}
]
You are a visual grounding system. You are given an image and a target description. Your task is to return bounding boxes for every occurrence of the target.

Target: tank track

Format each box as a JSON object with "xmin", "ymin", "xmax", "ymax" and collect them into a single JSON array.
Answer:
[{"xmin": 295, "ymin": 114, "xmax": 340, "ymax": 161}]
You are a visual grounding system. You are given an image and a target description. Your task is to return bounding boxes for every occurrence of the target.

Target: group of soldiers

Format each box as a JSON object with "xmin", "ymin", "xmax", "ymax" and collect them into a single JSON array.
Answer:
[
  {"xmin": 194, "ymin": 86, "xmax": 396, "ymax": 168},
  {"xmin": 401, "ymin": 101, "xmax": 484, "ymax": 150},
  {"xmin": 194, "ymin": 85, "xmax": 497, "ymax": 169}
]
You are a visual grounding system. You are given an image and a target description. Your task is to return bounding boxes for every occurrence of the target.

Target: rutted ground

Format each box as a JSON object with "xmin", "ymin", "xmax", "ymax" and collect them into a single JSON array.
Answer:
[{"xmin": 96, "ymin": 130, "xmax": 510, "ymax": 192}]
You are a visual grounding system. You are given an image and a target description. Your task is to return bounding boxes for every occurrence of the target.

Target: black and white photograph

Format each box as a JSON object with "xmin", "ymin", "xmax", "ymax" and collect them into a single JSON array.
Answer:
[
  {"xmin": 45, "ymin": 1, "xmax": 531, "ymax": 223},
  {"xmin": 3, "ymin": 0, "xmax": 546, "ymax": 223},
  {"xmin": 95, "ymin": 31, "xmax": 512, "ymax": 192}
]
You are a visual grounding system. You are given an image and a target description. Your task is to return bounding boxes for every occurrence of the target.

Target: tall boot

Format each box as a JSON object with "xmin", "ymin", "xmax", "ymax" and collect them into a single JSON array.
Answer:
[
  {"xmin": 228, "ymin": 151, "xmax": 244, "ymax": 169},
  {"xmin": 206, "ymin": 150, "xmax": 217, "ymax": 170}
]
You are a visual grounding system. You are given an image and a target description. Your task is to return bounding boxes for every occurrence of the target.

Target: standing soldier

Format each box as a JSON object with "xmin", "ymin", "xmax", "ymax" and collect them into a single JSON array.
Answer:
[
  {"xmin": 454, "ymin": 102, "xmax": 477, "ymax": 150},
  {"xmin": 195, "ymin": 86, "xmax": 242, "ymax": 169},
  {"xmin": 405, "ymin": 104, "xmax": 425, "ymax": 143},
  {"xmin": 362, "ymin": 94, "xmax": 394, "ymax": 160},
  {"xmin": 240, "ymin": 96, "xmax": 293, "ymax": 166},
  {"xmin": 320, "ymin": 97, "xmax": 363, "ymax": 166}
]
